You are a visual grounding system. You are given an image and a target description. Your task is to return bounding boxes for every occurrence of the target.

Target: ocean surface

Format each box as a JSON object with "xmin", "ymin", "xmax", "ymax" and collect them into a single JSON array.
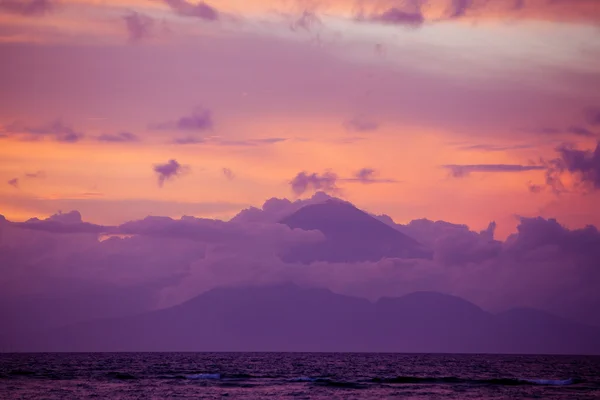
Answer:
[{"xmin": 1, "ymin": 353, "xmax": 599, "ymax": 399}]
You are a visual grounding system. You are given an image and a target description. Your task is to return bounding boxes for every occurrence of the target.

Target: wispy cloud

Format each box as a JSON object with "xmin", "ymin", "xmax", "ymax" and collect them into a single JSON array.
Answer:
[
  {"xmin": 444, "ymin": 164, "xmax": 546, "ymax": 178},
  {"xmin": 366, "ymin": 8, "xmax": 425, "ymax": 27},
  {"xmin": 163, "ymin": 0, "xmax": 218, "ymax": 21},
  {"xmin": 344, "ymin": 117, "xmax": 379, "ymax": 133},
  {"xmin": 0, "ymin": 0, "xmax": 54, "ymax": 17},
  {"xmin": 7, "ymin": 178, "xmax": 18, "ymax": 188},
  {"xmin": 152, "ymin": 108, "xmax": 213, "ymax": 132},
  {"xmin": 456, "ymin": 143, "xmax": 535, "ymax": 152},
  {"xmin": 5, "ymin": 120, "xmax": 84, "ymax": 143},
  {"xmin": 343, "ymin": 168, "xmax": 399, "ymax": 184},
  {"xmin": 96, "ymin": 132, "xmax": 140, "ymax": 143},
  {"xmin": 123, "ymin": 12, "xmax": 154, "ymax": 42}
]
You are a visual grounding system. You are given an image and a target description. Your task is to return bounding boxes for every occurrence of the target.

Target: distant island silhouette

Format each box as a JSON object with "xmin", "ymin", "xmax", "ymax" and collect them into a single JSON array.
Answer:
[{"xmin": 5, "ymin": 284, "xmax": 600, "ymax": 354}]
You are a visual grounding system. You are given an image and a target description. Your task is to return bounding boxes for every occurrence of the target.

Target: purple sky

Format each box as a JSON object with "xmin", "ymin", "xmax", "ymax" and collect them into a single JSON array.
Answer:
[{"xmin": 0, "ymin": 0, "xmax": 599, "ymax": 333}]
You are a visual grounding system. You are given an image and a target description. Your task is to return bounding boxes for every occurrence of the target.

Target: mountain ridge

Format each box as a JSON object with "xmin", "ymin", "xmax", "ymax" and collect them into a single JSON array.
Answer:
[{"xmin": 4, "ymin": 284, "xmax": 599, "ymax": 354}]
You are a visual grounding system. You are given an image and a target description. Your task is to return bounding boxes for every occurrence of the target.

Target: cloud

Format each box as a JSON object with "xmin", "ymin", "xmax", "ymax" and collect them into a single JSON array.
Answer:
[
  {"xmin": 7, "ymin": 178, "xmax": 18, "ymax": 188},
  {"xmin": 117, "ymin": 215, "xmax": 324, "ymax": 248},
  {"xmin": 163, "ymin": 0, "xmax": 218, "ymax": 21},
  {"xmin": 152, "ymin": 108, "xmax": 213, "ymax": 132},
  {"xmin": 456, "ymin": 143, "xmax": 534, "ymax": 152},
  {"xmin": 96, "ymin": 131, "xmax": 140, "ymax": 143},
  {"xmin": 25, "ymin": 171, "xmax": 45, "ymax": 179},
  {"xmin": 222, "ymin": 168, "xmax": 234, "ymax": 180},
  {"xmin": 290, "ymin": 171, "xmax": 339, "ymax": 196},
  {"xmin": 231, "ymin": 191, "xmax": 337, "ymax": 224},
  {"xmin": 546, "ymin": 142, "xmax": 600, "ymax": 190},
  {"xmin": 2, "ymin": 195, "xmax": 600, "ymax": 332},
  {"xmin": 153, "ymin": 159, "xmax": 188, "ymax": 187},
  {"xmin": 123, "ymin": 12, "xmax": 154, "ymax": 42},
  {"xmin": 290, "ymin": 11, "xmax": 322, "ymax": 32},
  {"xmin": 567, "ymin": 126, "xmax": 596, "ymax": 137},
  {"xmin": 172, "ymin": 136, "xmax": 207, "ymax": 145},
  {"xmin": 215, "ymin": 138, "xmax": 286, "ymax": 147},
  {"xmin": 8, "ymin": 211, "xmax": 110, "ymax": 234},
  {"xmin": 171, "ymin": 136, "xmax": 285, "ymax": 146},
  {"xmin": 0, "ymin": 0, "xmax": 54, "ymax": 17},
  {"xmin": 96, "ymin": 132, "xmax": 140, "ymax": 143},
  {"xmin": 344, "ymin": 117, "xmax": 379, "ymax": 133},
  {"xmin": 344, "ymin": 168, "xmax": 399, "ymax": 184},
  {"xmin": 5, "ymin": 120, "xmax": 84, "ymax": 143},
  {"xmin": 447, "ymin": 0, "xmax": 472, "ymax": 19},
  {"xmin": 444, "ymin": 164, "xmax": 546, "ymax": 178},
  {"xmin": 368, "ymin": 8, "xmax": 425, "ymax": 26}
]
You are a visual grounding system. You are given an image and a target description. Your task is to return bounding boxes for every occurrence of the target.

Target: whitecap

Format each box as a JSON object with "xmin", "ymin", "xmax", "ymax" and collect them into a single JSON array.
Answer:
[{"xmin": 524, "ymin": 378, "xmax": 574, "ymax": 386}]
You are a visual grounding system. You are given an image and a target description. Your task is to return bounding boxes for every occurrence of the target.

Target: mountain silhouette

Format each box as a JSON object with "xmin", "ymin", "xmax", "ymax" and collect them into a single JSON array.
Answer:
[
  {"xmin": 6, "ymin": 284, "xmax": 600, "ymax": 354},
  {"xmin": 280, "ymin": 199, "xmax": 432, "ymax": 263}
]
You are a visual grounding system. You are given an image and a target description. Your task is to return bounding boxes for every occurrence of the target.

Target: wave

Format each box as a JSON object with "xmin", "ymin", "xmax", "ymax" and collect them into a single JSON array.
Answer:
[
  {"xmin": 313, "ymin": 378, "xmax": 366, "ymax": 389},
  {"xmin": 9, "ymin": 369, "xmax": 35, "ymax": 376},
  {"xmin": 288, "ymin": 377, "xmax": 317, "ymax": 382},
  {"xmin": 106, "ymin": 372, "xmax": 137, "ymax": 380},
  {"xmin": 523, "ymin": 378, "xmax": 574, "ymax": 386},
  {"xmin": 186, "ymin": 373, "xmax": 221, "ymax": 380},
  {"xmin": 371, "ymin": 376, "xmax": 579, "ymax": 386}
]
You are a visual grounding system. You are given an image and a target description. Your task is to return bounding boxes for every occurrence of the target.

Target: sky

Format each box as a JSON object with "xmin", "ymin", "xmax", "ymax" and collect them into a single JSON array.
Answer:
[{"xmin": 1, "ymin": 0, "xmax": 600, "ymax": 333}]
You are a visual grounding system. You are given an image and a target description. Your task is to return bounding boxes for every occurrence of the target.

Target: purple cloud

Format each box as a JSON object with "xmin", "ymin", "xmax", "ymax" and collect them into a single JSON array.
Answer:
[
  {"xmin": 7, "ymin": 178, "xmax": 18, "ymax": 188},
  {"xmin": 344, "ymin": 117, "xmax": 379, "ymax": 133},
  {"xmin": 290, "ymin": 171, "xmax": 338, "ymax": 195},
  {"xmin": 2, "ymin": 194, "xmax": 600, "ymax": 338},
  {"xmin": 153, "ymin": 159, "xmax": 188, "ymax": 187},
  {"xmin": 0, "ymin": 0, "xmax": 54, "ymax": 17},
  {"xmin": 344, "ymin": 168, "xmax": 399, "ymax": 184},
  {"xmin": 369, "ymin": 8, "xmax": 425, "ymax": 26},
  {"xmin": 172, "ymin": 136, "xmax": 207, "ymax": 145},
  {"xmin": 6, "ymin": 120, "xmax": 84, "ymax": 143},
  {"xmin": 97, "ymin": 132, "xmax": 140, "ymax": 143},
  {"xmin": 547, "ymin": 142, "xmax": 600, "ymax": 190},
  {"xmin": 163, "ymin": 0, "xmax": 218, "ymax": 21},
  {"xmin": 25, "ymin": 171, "xmax": 45, "ymax": 179},
  {"xmin": 215, "ymin": 138, "xmax": 286, "ymax": 147},
  {"xmin": 457, "ymin": 143, "xmax": 534, "ymax": 152},
  {"xmin": 123, "ymin": 12, "xmax": 154, "ymax": 42},
  {"xmin": 223, "ymin": 168, "xmax": 234, "ymax": 180},
  {"xmin": 291, "ymin": 11, "xmax": 322, "ymax": 32},
  {"xmin": 153, "ymin": 108, "xmax": 213, "ymax": 131},
  {"xmin": 14, "ymin": 211, "xmax": 110, "ymax": 234},
  {"xmin": 448, "ymin": 0, "xmax": 472, "ymax": 18},
  {"xmin": 567, "ymin": 126, "xmax": 596, "ymax": 137},
  {"xmin": 444, "ymin": 164, "xmax": 546, "ymax": 178}
]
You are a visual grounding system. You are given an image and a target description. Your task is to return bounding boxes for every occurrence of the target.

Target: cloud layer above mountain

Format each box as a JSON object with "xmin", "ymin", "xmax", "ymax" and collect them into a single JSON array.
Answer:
[{"xmin": 1, "ymin": 193, "xmax": 599, "ymax": 339}]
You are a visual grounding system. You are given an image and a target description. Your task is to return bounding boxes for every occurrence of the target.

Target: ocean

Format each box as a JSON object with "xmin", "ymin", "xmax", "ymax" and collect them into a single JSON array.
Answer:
[{"xmin": 1, "ymin": 353, "xmax": 599, "ymax": 399}]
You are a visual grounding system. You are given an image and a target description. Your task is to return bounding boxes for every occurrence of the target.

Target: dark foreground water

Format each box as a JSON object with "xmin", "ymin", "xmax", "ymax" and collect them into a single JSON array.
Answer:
[{"xmin": 1, "ymin": 353, "xmax": 599, "ymax": 399}]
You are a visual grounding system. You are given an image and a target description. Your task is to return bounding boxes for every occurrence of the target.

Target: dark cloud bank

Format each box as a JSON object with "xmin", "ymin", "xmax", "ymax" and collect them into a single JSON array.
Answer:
[{"xmin": 1, "ymin": 193, "xmax": 600, "ymax": 352}]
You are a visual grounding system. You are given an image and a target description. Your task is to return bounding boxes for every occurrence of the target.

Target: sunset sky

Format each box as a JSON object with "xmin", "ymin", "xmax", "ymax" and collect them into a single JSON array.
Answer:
[
  {"xmin": 2, "ymin": 1, "xmax": 600, "ymax": 338},
  {"xmin": 1, "ymin": 0, "xmax": 599, "ymax": 240}
]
